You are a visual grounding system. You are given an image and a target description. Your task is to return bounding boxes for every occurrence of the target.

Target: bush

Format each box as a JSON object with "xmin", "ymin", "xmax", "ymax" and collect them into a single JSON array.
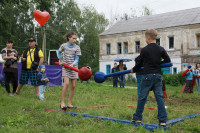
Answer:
[
  {"xmin": 177, "ymin": 71, "xmax": 186, "ymax": 85},
  {"xmin": 169, "ymin": 74, "xmax": 180, "ymax": 86},
  {"xmin": 163, "ymin": 73, "xmax": 172, "ymax": 85},
  {"xmin": 163, "ymin": 72, "xmax": 186, "ymax": 86},
  {"xmin": 126, "ymin": 74, "xmax": 136, "ymax": 83}
]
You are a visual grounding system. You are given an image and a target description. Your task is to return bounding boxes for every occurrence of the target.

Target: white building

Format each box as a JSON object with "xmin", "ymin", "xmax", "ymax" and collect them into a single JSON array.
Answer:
[{"xmin": 99, "ymin": 7, "xmax": 200, "ymax": 75}]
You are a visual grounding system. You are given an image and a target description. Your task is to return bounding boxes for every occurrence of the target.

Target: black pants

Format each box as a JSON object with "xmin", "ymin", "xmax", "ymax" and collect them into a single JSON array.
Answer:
[
  {"xmin": 4, "ymin": 71, "xmax": 18, "ymax": 93},
  {"xmin": 184, "ymin": 80, "xmax": 193, "ymax": 93},
  {"xmin": 113, "ymin": 77, "xmax": 118, "ymax": 87}
]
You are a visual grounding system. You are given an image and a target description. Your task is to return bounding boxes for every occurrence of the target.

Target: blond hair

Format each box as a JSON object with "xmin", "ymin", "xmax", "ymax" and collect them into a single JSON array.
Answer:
[{"xmin": 145, "ymin": 29, "xmax": 157, "ymax": 40}]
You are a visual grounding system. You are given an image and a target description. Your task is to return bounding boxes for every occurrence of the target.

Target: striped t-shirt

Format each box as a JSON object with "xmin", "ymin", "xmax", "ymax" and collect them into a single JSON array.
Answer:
[{"xmin": 59, "ymin": 43, "xmax": 81, "ymax": 79}]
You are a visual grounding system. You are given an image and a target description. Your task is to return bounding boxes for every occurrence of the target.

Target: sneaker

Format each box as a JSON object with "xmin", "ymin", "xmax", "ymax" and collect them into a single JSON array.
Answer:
[
  {"xmin": 159, "ymin": 123, "xmax": 167, "ymax": 126},
  {"xmin": 131, "ymin": 119, "xmax": 142, "ymax": 123}
]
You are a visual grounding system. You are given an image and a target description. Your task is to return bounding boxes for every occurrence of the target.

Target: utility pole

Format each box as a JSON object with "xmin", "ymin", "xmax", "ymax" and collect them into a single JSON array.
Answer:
[
  {"xmin": 42, "ymin": 25, "xmax": 47, "ymax": 64},
  {"xmin": 33, "ymin": 26, "xmax": 39, "ymax": 45}
]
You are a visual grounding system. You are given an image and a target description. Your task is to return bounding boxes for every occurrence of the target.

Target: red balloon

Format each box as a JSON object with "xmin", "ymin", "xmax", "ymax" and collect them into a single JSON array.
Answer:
[{"xmin": 33, "ymin": 10, "xmax": 50, "ymax": 26}]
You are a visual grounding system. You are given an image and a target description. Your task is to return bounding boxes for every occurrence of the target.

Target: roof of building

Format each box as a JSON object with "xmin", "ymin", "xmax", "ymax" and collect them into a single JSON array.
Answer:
[{"xmin": 100, "ymin": 7, "xmax": 200, "ymax": 36}]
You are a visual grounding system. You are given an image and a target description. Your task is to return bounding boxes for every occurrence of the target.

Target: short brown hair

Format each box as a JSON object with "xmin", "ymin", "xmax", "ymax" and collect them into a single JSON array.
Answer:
[
  {"xmin": 7, "ymin": 39, "xmax": 13, "ymax": 44},
  {"xmin": 66, "ymin": 32, "xmax": 78, "ymax": 41},
  {"xmin": 145, "ymin": 29, "xmax": 157, "ymax": 40}
]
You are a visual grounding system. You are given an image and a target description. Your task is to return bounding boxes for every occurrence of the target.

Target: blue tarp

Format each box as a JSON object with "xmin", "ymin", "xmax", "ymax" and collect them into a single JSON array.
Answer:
[{"xmin": 0, "ymin": 63, "xmax": 62, "ymax": 86}]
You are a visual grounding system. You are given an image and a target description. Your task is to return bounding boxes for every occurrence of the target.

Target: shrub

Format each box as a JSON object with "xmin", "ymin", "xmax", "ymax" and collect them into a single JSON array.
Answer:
[
  {"xmin": 163, "ymin": 72, "xmax": 186, "ymax": 86},
  {"xmin": 126, "ymin": 74, "xmax": 136, "ymax": 83},
  {"xmin": 177, "ymin": 71, "xmax": 186, "ymax": 85}
]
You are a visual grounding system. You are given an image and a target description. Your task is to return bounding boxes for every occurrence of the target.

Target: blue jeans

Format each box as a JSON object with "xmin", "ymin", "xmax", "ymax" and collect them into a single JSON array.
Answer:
[
  {"xmin": 113, "ymin": 77, "xmax": 118, "ymax": 87},
  {"xmin": 133, "ymin": 74, "xmax": 167, "ymax": 123},
  {"xmin": 136, "ymin": 74, "xmax": 148, "ymax": 102},
  {"xmin": 119, "ymin": 74, "xmax": 125, "ymax": 88},
  {"xmin": 196, "ymin": 78, "xmax": 200, "ymax": 92},
  {"xmin": 39, "ymin": 85, "xmax": 46, "ymax": 100},
  {"xmin": 87, "ymin": 79, "xmax": 90, "ymax": 83}
]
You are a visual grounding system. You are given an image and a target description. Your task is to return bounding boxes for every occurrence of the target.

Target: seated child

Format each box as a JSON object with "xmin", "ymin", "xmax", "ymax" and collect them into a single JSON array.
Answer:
[{"xmin": 37, "ymin": 65, "xmax": 49, "ymax": 100}]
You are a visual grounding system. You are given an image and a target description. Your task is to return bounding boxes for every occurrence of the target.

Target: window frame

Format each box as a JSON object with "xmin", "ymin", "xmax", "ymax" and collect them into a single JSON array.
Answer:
[
  {"xmin": 106, "ymin": 64, "xmax": 111, "ymax": 74},
  {"xmin": 135, "ymin": 41, "xmax": 140, "ymax": 53},
  {"xmin": 123, "ymin": 42, "xmax": 128, "ymax": 54},
  {"xmin": 117, "ymin": 42, "xmax": 122, "ymax": 54},
  {"xmin": 196, "ymin": 34, "xmax": 200, "ymax": 48},
  {"xmin": 168, "ymin": 36, "xmax": 174, "ymax": 49},
  {"xmin": 106, "ymin": 43, "xmax": 111, "ymax": 55}
]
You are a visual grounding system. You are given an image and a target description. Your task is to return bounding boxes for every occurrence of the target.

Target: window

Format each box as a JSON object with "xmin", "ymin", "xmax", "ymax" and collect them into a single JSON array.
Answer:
[
  {"xmin": 173, "ymin": 67, "xmax": 177, "ymax": 74},
  {"xmin": 156, "ymin": 38, "xmax": 160, "ymax": 45},
  {"xmin": 124, "ymin": 42, "xmax": 128, "ymax": 54},
  {"xmin": 117, "ymin": 42, "xmax": 122, "ymax": 54},
  {"xmin": 135, "ymin": 41, "xmax": 140, "ymax": 53},
  {"xmin": 169, "ymin": 37, "xmax": 174, "ymax": 49},
  {"xmin": 196, "ymin": 34, "xmax": 200, "ymax": 48},
  {"xmin": 106, "ymin": 65, "xmax": 111, "ymax": 74},
  {"xmin": 106, "ymin": 43, "xmax": 110, "ymax": 55}
]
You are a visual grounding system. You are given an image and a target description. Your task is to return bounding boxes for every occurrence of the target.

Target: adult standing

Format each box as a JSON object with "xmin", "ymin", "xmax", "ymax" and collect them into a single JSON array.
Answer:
[
  {"xmin": 58, "ymin": 32, "xmax": 81, "ymax": 110},
  {"xmin": 16, "ymin": 38, "xmax": 43, "ymax": 97},
  {"xmin": 1, "ymin": 39, "xmax": 18, "ymax": 96},
  {"xmin": 117, "ymin": 60, "xmax": 127, "ymax": 88},
  {"xmin": 111, "ymin": 63, "xmax": 118, "ymax": 87}
]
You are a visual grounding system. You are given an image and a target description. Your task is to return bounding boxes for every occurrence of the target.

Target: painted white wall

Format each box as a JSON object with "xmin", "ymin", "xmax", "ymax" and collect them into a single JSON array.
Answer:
[{"xmin": 170, "ymin": 57, "xmax": 181, "ymax": 74}]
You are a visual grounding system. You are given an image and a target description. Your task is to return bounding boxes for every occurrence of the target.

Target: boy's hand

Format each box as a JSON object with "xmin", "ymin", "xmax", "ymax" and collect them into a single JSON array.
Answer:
[{"xmin": 131, "ymin": 69, "xmax": 134, "ymax": 73}]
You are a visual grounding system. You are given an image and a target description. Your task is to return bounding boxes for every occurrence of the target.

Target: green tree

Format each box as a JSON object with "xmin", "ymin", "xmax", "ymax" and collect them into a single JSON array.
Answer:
[
  {"xmin": 0, "ymin": 0, "xmax": 109, "ymax": 72},
  {"xmin": 79, "ymin": 6, "xmax": 109, "ymax": 73},
  {"xmin": 141, "ymin": 6, "xmax": 153, "ymax": 16},
  {"xmin": 0, "ymin": 0, "xmax": 32, "ymax": 54}
]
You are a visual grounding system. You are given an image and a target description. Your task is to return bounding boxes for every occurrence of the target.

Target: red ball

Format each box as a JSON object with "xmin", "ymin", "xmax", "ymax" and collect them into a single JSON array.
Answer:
[{"xmin": 78, "ymin": 67, "xmax": 92, "ymax": 81}]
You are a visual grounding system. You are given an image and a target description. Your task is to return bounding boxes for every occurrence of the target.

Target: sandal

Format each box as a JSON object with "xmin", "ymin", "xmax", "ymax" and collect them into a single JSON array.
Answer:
[{"xmin": 60, "ymin": 106, "xmax": 68, "ymax": 111}]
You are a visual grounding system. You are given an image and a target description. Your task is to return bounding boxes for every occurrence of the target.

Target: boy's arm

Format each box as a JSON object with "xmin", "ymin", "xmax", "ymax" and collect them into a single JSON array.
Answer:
[
  {"xmin": 193, "ymin": 72, "xmax": 198, "ymax": 77},
  {"xmin": 161, "ymin": 48, "xmax": 171, "ymax": 63},
  {"xmin": 132, "ymin": 49, "xmax": 144, "ymax": 73},
  {"xmin": 186, "ymin": 71, "xmax": 190, "ymax": 76}
]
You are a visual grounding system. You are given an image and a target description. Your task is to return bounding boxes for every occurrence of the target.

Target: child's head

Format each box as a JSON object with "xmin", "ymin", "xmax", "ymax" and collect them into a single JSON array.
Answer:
[
  {"xmin": 66, "ymin": 32, "xmax": 78, "ymax": 44},
  {"xmin": 145, "ymin": 29, "xmax": 157, "ymax": 44},
  {"xmin": 188, "ymin": 65, "xmax": 192, "ymax": 69},
  {"xmin": 39, "ymin": 65, "xmax": 45, "ymax": 72},
  {"xmin": 114, "ymin": 62, "xmax": 117, "ymax": 67}
]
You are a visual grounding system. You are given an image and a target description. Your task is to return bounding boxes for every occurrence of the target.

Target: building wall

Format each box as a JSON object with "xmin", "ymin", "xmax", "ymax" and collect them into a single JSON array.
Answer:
[{"xmin": 99, "ymin": 24, "xmax": 200, "ymax": 74}]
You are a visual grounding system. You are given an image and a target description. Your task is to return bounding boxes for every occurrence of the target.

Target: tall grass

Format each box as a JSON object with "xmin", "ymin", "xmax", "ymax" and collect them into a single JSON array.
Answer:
[{"xmin": 0, "ymin": 81, "xmax": 200, "ymax": 133}]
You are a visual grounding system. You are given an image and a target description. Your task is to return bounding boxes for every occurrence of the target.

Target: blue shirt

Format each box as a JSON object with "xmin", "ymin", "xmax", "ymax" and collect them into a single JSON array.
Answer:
[
  {"xmin": 186, "ymin": 71, "xmax": 197, "ymax": 80},
  {"xmin": 37, "ymin": 71, "xmax": 48, "ymax": 85}
]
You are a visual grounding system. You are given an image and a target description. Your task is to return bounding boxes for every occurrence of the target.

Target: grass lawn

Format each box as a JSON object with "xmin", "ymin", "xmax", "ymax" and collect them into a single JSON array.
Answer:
[{"xmin": 0, "ymin": 80, "xmax": 200, "ymax": 133}]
